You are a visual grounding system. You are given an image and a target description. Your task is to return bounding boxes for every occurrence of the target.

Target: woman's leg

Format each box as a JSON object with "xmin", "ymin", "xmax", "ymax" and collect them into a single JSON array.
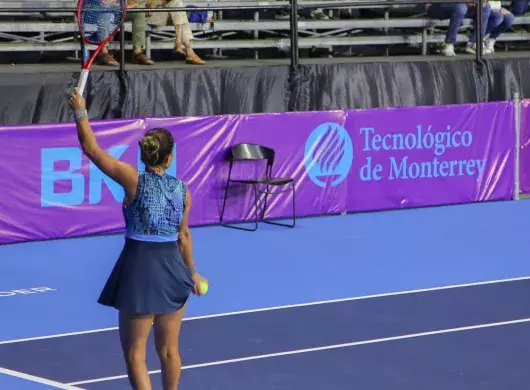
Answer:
[
  {"xmin": 129, "ymin": 8, "xmax": 155, "ymax": 65},
  {"xmin": 174, "ymin": 24, "xmax": 183, "ymax": 52},
  {"xmin": 427, "ymin": 4, "xmax": 468, "ymax": 44},
  {"xmin": 166, "ymin": 0, "xmax": 205, "ymax": 64},
  {"xmin": 180, "ymin": 23, "xmax": 205, "ymax": 64},
  {"xmin": 96, "ymin": 46, "xmax": 119, "ymax": 66},
  {"xmin": 164, "ymin": 0, "xmax": 187, "ymax": 53},
  {"xmin": 119, "ymin": 311, "xmax": 155, "ymax": 390},
  {"xmin": 489, "ymin": 9, "xmax": 515, "ymax": 40},
  {"xmin": 484, "ymin": 8, "xmax": 514, "ymax": 52},
  {"xmin": 467, "ymin": 3, "xmax": 492, "ymax": 44},
  {"xmin": 153, "ymin": 304, "xmax": 187, "ymax": 390}
]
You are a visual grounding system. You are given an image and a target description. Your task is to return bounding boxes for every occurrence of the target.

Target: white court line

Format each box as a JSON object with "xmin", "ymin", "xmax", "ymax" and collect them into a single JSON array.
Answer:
[
  {"xmin": 67, "ymin": 316, "xmax": 530, "ymax": 386},
  {"xmin": 0, "ymin": 367, "xmax": 84, "ymax": 389},
  {"xmin": 1, "ymin": 275, "xmax": 530, "ymax": 345}
]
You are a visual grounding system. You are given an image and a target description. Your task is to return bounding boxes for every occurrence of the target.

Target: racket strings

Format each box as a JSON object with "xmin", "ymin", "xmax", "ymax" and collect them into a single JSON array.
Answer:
[{"xmin": 80, "ymin": 0, "xmax": 124, "ymax": 44}]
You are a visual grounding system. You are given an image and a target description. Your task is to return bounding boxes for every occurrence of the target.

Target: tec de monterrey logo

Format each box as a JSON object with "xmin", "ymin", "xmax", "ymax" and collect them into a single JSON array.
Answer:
[{"xmin": 304, "ymin": 122, "xmax": 354, "ymax": 188}]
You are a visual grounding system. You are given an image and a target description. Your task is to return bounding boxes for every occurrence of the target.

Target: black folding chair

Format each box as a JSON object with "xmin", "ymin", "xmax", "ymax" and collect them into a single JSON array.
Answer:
[{"xmin": 220, "ymin": 143, "xmax": 296, "ymax": 231}]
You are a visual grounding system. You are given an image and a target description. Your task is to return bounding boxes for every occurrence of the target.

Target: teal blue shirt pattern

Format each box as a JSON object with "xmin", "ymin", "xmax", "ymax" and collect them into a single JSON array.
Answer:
[{"xmin": 123, "ymin": 171, "xmax": 186, "ymax": 242}]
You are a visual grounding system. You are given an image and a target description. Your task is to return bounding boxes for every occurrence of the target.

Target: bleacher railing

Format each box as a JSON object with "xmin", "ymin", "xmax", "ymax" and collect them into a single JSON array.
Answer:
[{"xmin": 0, "ymin": 0, "xmax": 484, "ymax": 73}]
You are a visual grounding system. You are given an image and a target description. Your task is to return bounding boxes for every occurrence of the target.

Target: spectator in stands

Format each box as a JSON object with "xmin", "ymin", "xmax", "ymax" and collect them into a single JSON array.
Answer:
[
  {"xmin": 126, "ymin": 0, "xmax": 156, "ymax": 64},
  {"xmin": 468, "ymin": 1, "xmax": 514, "ymax": 53},
  {"xmin": 94, "ymin": 8, "xmax": 120, "ymax": 66},
  {"xmin": 426, "ymin": 2, "xmax": 491, "ymax": 56},
  {"xmin": 149, "ymin": 0, "xmax": 205, "ymax": 64},
  {"xmin": 95, "ymin": 47, "xmax": 120, "ymax": 66},
  {"xmin": 86, "ymin": 1, "xmax": 149, "ymax": 66},
  {"xmin": 275, "ymin": 8, "xmax": 328, "ymax": 20},
  {"xmin": 128, "ymin": 0, "xmax": 205, "ymax": 65}
]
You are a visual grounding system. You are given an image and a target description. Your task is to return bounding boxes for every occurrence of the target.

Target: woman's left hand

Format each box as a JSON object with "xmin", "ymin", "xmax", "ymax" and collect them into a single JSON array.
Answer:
[{"xmin": 192, "ymin": 273, "xmax": 207, "ymax": 295}]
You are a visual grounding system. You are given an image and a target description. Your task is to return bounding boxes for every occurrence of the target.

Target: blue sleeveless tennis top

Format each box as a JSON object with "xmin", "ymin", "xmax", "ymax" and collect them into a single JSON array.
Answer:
[{"xmin": 123, "ymin": 171, "xmax": 187, "ymax": 242}]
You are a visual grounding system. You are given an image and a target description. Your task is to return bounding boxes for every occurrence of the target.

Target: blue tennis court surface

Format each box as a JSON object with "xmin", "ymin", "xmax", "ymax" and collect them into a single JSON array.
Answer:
[{"xmin": 1, "ymin": 199, "xmax": 530, "ymax": 389}]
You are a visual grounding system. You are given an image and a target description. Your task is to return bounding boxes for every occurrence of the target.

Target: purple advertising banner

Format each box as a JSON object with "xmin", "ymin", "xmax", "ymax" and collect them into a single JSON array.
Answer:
[
  {"xmin": 0, "ymin": 119, "xmax": 146, "ymax": 244},
  {"xmin": 0, "ymin": 101, "xmax": 516, "ymax": 245},
  {"xmin": 520, "ymin": 100, "xmax": 530, "ymax": 194}
]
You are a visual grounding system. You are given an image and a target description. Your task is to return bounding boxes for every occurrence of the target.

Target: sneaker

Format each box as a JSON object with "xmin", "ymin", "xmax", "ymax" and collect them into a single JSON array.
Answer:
[
  {"xmin": 465, "ymin": 43, "xmax": 476, "ymax": 54},
  {"xmin": 485, "ymin": 38, "xmax": 496, "ymax": 54},
  {"xmin": 440, "ymin": 43, "xmax": 456, "ymax": 57},
  {"xmin": 310, "ymin": 9, "xmax": 329, "ymax": 20},
  {"xmin": 465, "ymin": 42, "xmax": 492, "ymax": 55}
]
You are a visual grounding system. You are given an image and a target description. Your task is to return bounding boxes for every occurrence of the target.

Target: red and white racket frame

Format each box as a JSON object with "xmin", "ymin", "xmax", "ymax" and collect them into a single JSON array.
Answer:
[{"xmin": 75, "ymin": 0, "xmax": 127, "ymax": 94}]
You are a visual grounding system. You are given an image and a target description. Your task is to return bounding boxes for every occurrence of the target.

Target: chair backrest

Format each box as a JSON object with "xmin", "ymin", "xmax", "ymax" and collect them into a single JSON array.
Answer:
[{"xmin": 229, "ymin": 143, "xmax": 275, "ymax": 166}]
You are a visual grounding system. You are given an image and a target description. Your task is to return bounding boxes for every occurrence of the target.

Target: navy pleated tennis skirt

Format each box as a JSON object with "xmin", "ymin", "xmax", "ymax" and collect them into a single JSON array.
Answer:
[{"xmin": 98, "ymin": 238, "xmax": 194, "ymax": 315}]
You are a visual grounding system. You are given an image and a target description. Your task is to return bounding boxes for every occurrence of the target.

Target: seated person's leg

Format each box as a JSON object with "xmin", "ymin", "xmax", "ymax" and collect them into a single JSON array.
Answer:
[
  {"xmin": 91, "ymin": 12, "xmax": 119, "ymax": 65},
  {"xmin": 179, "ymin": 23, "xmax": 205, "ymax": 64},
  {"xmin": 427, "ymin": 3, "xmax": 468, "ymax": 56},
  {"xmin": 466, "ymin": 2, "xmax": 492, "ymax": 53},
  {"xmin": 165, "ymin": 0, "xmax": 205, "ymax": 64},
  {"xmin": 485, "ymin": 8, "xmax": 515, "ymax": 52},
  {"xmin": 96, "ymin": 45, "xmax": 120, "ymax": 66},
  {"xmin": 128, "ymin": 3, "xmax": 155, "ymax": 65}
]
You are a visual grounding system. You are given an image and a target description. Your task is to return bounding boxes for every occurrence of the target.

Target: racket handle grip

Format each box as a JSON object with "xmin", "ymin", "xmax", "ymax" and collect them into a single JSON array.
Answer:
[{"xmin": 76, "ymin": 69, "xmax": 90, "ymax": 96}]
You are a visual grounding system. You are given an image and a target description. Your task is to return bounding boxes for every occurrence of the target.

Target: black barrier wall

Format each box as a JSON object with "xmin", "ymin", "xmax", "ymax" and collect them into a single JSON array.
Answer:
[{"xmin": 0, "ymin": 57, "xmax": 528, "ymax": 125}]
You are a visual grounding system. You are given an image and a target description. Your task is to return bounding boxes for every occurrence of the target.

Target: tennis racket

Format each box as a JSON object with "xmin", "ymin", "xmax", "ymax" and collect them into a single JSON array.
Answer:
[{"xmin": 76, "ymin": 0, "xmax": 127, "ymax": 95}]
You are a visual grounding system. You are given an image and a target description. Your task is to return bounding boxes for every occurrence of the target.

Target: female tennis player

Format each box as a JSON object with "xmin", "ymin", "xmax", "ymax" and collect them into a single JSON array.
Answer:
[{"xmin": 70, "ymin": 88, "xmax": 206, "ymax": 390}]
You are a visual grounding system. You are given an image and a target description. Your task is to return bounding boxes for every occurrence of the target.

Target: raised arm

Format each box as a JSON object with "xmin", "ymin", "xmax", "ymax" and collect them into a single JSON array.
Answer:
[{"xmin": 70, "ymin": 88, "xmax": 138, "ymax": 200}]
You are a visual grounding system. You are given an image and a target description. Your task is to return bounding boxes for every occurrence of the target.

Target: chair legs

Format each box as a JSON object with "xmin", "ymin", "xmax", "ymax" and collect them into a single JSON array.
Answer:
[
  {"xmin": 261, "ymin": 183, "xmax": 296, "ymax": 228},
  {"xmin": 220, "ymin": 182, "xmax": 259, "ymax": 231},
  {"xmin": 220, "ymin": 181, "xmax": 296, "ymax": 231}
]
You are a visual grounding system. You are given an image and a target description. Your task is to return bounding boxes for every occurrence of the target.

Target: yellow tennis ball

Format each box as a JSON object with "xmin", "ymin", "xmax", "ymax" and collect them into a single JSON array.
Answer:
[{"xmin": 199, "ymin": 280, "xmax": 209, "ymax": 296}]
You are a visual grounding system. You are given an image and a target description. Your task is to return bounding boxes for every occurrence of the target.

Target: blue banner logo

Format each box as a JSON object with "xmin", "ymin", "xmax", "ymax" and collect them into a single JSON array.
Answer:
[
  {"xmin": 304, "ymin": 123, "xmax": 353, "ymax": 188},
  {"xmin": 40, "ymin": 144, "xmax": 177, "ymax": 207}
]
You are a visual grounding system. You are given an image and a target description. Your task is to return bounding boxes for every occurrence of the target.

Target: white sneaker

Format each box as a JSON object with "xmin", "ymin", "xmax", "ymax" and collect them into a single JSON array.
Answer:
[
  {"xmin": 441, "ymin": 43, "xmax": 456, "ymax": 57},
  {"xmin": 310, "ymin": 9, "xmax": 329, "ymax": 20},
  {"xmin": 465, "ymin": 43, "xmax": 476, "ymax": 54},
  {"xmin": 465, "ymin": 43, "xmax": 492, "ymax": 55},
  {"xmin": 485, "ymin": 38, "xmax": 496, "ymax": 54}
]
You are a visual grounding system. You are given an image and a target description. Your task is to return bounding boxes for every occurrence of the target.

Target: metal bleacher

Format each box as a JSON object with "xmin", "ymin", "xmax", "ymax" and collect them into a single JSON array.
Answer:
[{"xmin": 1, "ymin": 0, "xmax": 530, "ymax": 57}]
